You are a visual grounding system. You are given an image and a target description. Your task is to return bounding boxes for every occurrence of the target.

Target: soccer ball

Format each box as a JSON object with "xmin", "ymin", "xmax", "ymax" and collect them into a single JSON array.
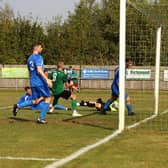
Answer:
[{"xmin": 109, "ymin": 100, "xmax": 119, "ymax": 112}]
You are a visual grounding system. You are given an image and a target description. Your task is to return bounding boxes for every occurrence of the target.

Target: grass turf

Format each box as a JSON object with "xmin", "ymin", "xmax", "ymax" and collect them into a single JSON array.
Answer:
[{"xmin": 0, "ymin": 89, "xmax": 168, "ymax": 168}]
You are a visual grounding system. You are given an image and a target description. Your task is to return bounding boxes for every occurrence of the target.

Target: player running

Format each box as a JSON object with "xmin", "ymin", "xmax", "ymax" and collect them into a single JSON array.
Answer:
[
  {"xmin": 25, "ymin": 43, "xmax": 52, "ymax": 124},
  {"xmin": 102, "ymin": 58, "xmax": 135, "ymax": 115},
  {"xmin": 13, "ymin": 86, "xmax": 69, "ymax": 115},
  {"xmin": 48, "ymin": 61, "xmax": 82, "ymax": 117}
]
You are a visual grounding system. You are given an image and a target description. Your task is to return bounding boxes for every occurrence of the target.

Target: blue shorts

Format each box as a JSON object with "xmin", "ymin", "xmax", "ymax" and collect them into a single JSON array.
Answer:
[
  {"xmin": 112, "ymin": 89, "xmax": 128, "ymax": 99},
  {"xmin": 31, "ymin": 85, "xmax": 51, "ymax": 100}
]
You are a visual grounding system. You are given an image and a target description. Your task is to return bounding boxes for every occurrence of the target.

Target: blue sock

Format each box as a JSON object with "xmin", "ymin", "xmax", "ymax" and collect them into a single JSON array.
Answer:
[
  {"xmin": 126, "ymin": 104, "xmax": 133, "ymax": 114},
  {"xmin": 18, "ymin": 100, "xmax": 33, "ymax": 108},
  {"xmin": 39, "ymin": 102, "xmax": 50, "ymax": 120},
  {"xmin": 103, "ymin": 100, "xmax": 111, "ymax": 110},
  {"xmin": 55, "ymin": 104, "xmax": 67, "ymax": 110}
]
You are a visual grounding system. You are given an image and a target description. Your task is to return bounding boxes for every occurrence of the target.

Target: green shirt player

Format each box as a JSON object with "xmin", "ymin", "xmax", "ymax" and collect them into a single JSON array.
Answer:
[{"xmin": 48, "ymin": 61, "xmax": 82, "ymax": 117}]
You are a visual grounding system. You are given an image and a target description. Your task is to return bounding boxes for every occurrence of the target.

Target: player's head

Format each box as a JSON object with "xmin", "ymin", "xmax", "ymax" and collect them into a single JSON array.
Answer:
[
  {"xmin": 95, "ymin": 98, "xmax": 104, "ymax": 111},
  {"xmin": 24, "ymin": 86, "xmax": 32, "ymax": 95},
  {"xmin": 57, "ymin": 61, "xmax": 65, "ymax": 70},
  {"xmin": 72, "ymin": 68, "xmax": 76, "ymax": 72},
  {"xmin": 32, "ymin": 43, "xmax": 43, "ymax": 54},
  {"xmin": 126, "ymin": 58, "xmax": 133, "ymax": 68}
]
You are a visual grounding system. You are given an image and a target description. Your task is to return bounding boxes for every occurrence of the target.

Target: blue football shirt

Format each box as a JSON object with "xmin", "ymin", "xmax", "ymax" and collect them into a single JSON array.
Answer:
[{"xmin": 27, "ymin": 54, "xmax": 46, "ymax": 87}]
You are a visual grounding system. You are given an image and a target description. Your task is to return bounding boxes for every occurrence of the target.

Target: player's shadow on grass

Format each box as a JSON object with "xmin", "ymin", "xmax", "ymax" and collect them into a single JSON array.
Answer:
[
  {"xmin": 63, "ymin": 112, "xmax": 114, "ymax": 131},
  {"xmin": 8, "ymin": 117, "xmax": 35, "ymax": 122},
  {"xmin": 71, "ymin": 120, "xmax": 114, "ymax": 131},
  {"xmin": 78, "ymin": 109, "xmax": 96, "ymax": 112},
  {"xmin": 35, "ymin": 111, "xmax": 72, "ymax": 116}
]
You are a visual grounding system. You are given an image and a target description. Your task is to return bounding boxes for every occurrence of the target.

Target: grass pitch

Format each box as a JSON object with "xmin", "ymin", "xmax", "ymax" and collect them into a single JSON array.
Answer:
[{"xmin": 0, "ymin": 89, "xmax": 168, "ymax": 168}]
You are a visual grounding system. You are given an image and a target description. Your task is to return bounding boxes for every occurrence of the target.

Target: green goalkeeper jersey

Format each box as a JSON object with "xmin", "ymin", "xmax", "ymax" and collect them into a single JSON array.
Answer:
[{"xmin": 48, "ymin": 69, "xmax": 68, "ymax": 95}]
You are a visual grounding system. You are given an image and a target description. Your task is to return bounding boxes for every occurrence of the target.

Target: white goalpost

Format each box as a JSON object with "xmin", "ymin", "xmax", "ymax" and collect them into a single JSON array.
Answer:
[
  {"xmin": 154, "ymin": 26, "xmax": 162, "ymax": 115},
  {"xmin": 119, "ymin": 0, "xmax": 162, "ymax": 130},
  {"xmin": 119, "ymin": 0, "xmax": 126, "ymax": 131}
]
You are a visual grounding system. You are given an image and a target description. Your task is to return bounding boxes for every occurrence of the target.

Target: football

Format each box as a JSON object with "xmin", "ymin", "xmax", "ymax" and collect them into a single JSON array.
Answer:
[{"xmin": 110, "ymin": 100, "xmax": 119, "ymax": 112}]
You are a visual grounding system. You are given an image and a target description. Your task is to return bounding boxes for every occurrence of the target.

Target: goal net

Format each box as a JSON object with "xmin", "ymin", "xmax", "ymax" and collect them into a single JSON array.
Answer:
[{"xmin": 123, "ymin": 0, "xmax": 168, "ymax": 131}]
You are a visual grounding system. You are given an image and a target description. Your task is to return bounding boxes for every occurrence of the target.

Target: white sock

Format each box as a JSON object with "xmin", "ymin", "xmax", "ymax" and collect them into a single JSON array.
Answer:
[
  {"xmin": 73, "ymin": 110, "xmax": 77, "ymax": 114},
  {"xmin": 76, "ymin": 103, "xmax": 80, "ymax": 106}
]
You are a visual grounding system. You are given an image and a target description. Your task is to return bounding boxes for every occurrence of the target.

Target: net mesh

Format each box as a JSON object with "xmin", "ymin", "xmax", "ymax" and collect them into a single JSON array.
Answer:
[{"xmin": 126, "ymin": 1, "xmax": 168, "ymax": 130}]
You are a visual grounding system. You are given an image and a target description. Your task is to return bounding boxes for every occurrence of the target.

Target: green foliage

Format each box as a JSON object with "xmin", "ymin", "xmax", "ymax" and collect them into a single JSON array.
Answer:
[{"xmin": 0, "ymin": 1, "xmax": 168, "ymax": 65}]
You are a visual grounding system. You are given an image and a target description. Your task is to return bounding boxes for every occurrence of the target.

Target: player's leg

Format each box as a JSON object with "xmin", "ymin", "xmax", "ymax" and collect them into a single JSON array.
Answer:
[
  {"xmin": 59, "ymin": 90, "xmax": 82, "ymax": 117},
  {"xmin": 17, "ymin": 100, "xmax": 33, "ymax": 108},
  {"xmin": 13, "ymin": 96, "xmax": 44, "ymax": 116},
  {"xmin": 32, "ymin": 86, "xmax": 51, "ymax": 124},
  {"xmin": 49, "ymin": 95, "xmax": 59, "ymax": 113},
  {"xmin": 102, "ymin": 89, "xmax": 118, "ymax": 114},
  {"xmin": 70, "ymin": 93, "xmax": 82, "ymax": 117},
  {"xmin": 125, "ymin": 93, "xmax": 135, "ymax": 116},
  {"xmin": 17, "ymin": 96, "xmax": 44, "ymax": 109},
  {"xmin": 38, "ymin": 95, "xmax": 51, "ymax": 123},
  {"xmin": 13, "ymin": 100, "xmax": 33, "ymax": 116},
  {"xmin": 103, "ymin": 97, "xmax": 113, "ymax": 111},
  {"xmin": 55, "ymin": 104, "xmax": 70, "ymax": 110},
  {"xmin": 49, "ymin": 98, "xmax": 70, "ymax": 112}
]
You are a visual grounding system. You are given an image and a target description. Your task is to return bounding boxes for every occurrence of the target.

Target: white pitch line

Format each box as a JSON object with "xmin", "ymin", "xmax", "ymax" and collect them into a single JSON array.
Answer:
[
  {"xmin": 126, "ymin": 114, "xmax": 157, "ymax": 129},
  {"xmin": 0, "ymin": 156, "xmax": 60, "ymax": 161},
  {"xmin": 45, "ymin": 130, "xmax": 122, "ymax": 168},
  {"xmin": 159, "ymin": 108, "xmax": 168, "ymax": 115},
  {"xmin": 0, "ymin": 106, "xmax": 61, "ymax": 162},
  {"xmin": 45, "ymin": 109, "xmax": 168, "ymax": 168},
  {"xmin": 0, "ymin": 106, "xmax": 12, "ymax": 110}
]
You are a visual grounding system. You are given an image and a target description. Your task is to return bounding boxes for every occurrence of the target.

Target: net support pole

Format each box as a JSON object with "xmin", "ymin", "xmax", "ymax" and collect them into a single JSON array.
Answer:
[
  {"xmin": 154, "ymin": 26, "xmax": 162, "ymax": 115},
  {"xmin": 119, "ymin": 0, "xmax": 126, "ymax": 131}
]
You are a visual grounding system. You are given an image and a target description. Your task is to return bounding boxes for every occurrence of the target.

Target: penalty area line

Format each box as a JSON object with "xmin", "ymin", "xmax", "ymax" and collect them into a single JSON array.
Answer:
[
  {"xmin": 0, "ymin": 156, "xmax": 60, "ymax": 161},
  {"xmin": 45, "ymin": 109, "xmax": 168, "ymax": 168}
]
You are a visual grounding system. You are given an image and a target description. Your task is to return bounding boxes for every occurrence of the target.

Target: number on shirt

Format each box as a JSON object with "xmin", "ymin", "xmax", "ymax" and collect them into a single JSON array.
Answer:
[
  {"xmin": 52, "ymin": 72, "xmax": 57, "ymax": 82},
  {"xmin": 29, "ymin": 61, "xmax": 35, "ymax": 71}
]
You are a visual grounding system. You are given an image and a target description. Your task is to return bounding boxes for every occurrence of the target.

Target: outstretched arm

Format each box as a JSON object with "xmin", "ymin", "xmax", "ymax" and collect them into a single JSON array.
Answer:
[{"xmin": 37, "ymin": 66, "xmax": 52, "ymax": 88}]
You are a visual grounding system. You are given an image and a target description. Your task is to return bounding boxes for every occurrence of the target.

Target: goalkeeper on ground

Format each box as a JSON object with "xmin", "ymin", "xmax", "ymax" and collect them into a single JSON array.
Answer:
[
  {"xmin": 102, "ymin": 58, "xmax": 135, "ymax": 115},
  {"xmin": 78, "ymin": 98, "xmax": 118, "ymax": 112}
]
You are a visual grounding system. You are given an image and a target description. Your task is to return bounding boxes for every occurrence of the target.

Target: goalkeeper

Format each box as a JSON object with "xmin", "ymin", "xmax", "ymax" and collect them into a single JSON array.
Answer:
[
  {"xmin": 48, "ymin": 61, "xmax": 82, "ymax": 117},
  {"xmin": 102, "ymin": 58, "xmax": 135, "ymax": 115},
  {"xmin": 78, "ymin": 98, "xmax": 118, "ymax": 112}
]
